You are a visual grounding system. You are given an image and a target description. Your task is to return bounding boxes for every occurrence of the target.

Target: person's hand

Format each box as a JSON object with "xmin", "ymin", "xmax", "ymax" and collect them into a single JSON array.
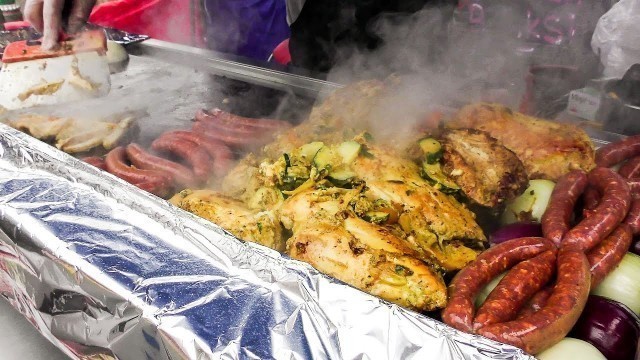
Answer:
[{"xmin": 23, "ymin": 0, "xmax": 97, "ymax": 50}]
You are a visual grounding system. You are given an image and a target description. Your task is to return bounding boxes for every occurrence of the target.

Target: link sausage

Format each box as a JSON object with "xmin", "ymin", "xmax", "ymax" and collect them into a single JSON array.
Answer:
[
  {"xmin": 202, "ymin": 108, "xmax": 292, "ymax": 130},
  {"xmin": 82, "ymin": 156, "xmax": 106, "ymax": 170},
  {"xmin": 624, "ymin": 198, "xmax": 640, "ymax": 235},
  {"xmin": 629, "ymin": 178, "xmax": 640, "ymax": 194},
  {"xmin": 125, "ymin": 144, "xmax": 197, "ymax": 188},
  {"xmin": 542, "ymin": 170, "xmax": 588, "ymax": 246},
  {"xmin": 104, "ymin": 147, "xmax": 172, "ymax": 196},
  {"xmin": 619, "ymin": 156, "xmax": 640, "ymax": 179},
  {"xmin": 562, "ymin": 168, "xmax": 631, "ymax": 251},
  {"xmin": 159, "ymin": 130, "xmax": 234, "ymax": 177},
  {"xmin": 516, "ymin": 286, "xmax": 553, "ymax": 319},
  {"xmin": 192, "ymin": 121, "xmax": 257, "ymax": 148},
  {"xmin": 195, "ymin": 109, "xmax": 265, "ymax": 136},
  {"xmin": 151, "ymin": 137, "xmax": 212, "ymax": 180},
  {"xmin": 133, "ymin": 179, "xmax": 171, "ymax": 198},
  {"xmin": 441, "ymin": 237, "xmax": 556, "ymax": 333},
  {"xmin": 587, "ymin": 224, "xmax": 632, "ymax": 288},
  {"xmin": 477, "ymin": 248, "xmax": 591, "ymax": 355},
  {"xmin": 595, "ymin": 135, "xmax": 640, "ymax": 168},
  {"xmin": 473, "ymin": 249, "xmax": 557, "ymax": 330}
]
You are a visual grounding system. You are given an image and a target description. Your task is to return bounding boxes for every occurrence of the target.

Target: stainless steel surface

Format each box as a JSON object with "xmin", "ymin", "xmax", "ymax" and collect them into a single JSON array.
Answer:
[{"xmin": 129, "ymin": 39, "xmax": 343, "ymax": 98}]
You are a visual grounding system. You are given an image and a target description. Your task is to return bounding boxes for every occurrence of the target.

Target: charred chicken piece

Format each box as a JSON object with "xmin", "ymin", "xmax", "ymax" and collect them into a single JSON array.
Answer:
[
  {"xmin": 169, "ymin": 189, "xmax": 284, "ymax": 251},
  {"xmin": 449, "ymin": 103, "xmax": 595, "ymax": 181},
  {"xmin": 439, "ymin": 128, "xmax": 528, "ymax": 208}
]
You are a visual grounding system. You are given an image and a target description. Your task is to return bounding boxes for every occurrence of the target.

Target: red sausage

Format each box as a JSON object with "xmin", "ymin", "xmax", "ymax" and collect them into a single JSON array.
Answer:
[
  {"xmin": 595, "ymin": 135, "xmax": 640, "ymax": 168},
  {"xmin": 629, "ymin": 178, "xmax": 640, "ymax": 194},
  {"xmin": 104, "ymin": 147, "xmax": 172, "ymax": 196},
  {"xmin": 202, "ymin": 108, "xmax": 292, "ymax": 130},
  {"xmin": 82, "ymin": 156, "xmax": 106, "ymax": 170},
  {"xmin": 151, "ymin": 137, "xmax": 212, "ymax": 180},
  {"xmin": 195, "ymin": 109, "xmax": 265, "ymax": 136},
  {"xmin": 192, "ymin": 121, "xmax": 256, "ymax": 148},
  {"xmin": 473, "ymin": 249, "xmax": 557, "ymax": 330},
  {"xmin": 582, "ymin": 186, "xmax": 600, "ymax": 212},
  {"xmin": 619, "ymin": 156, "xmax": 640, "ymax": 179},
  {"xmin": 517, "ymin": 286, "xmax": 553, "ymax": 319},
  {"xmin": 624, "ymin": 198, "xmax": 640, "ymax": 235},
  {"xmin": 160, "ymin": 130, "xmax": 235, "ymax": 177},
  {"xmin": 125, "ymin": 144, "xmax": 197, "ymax": 188},
  {"xmin": 562, "ymin": 168, "xmax": 631, "ymax": 252},
  {"xmin": 477, "ymin": 248, "xmax": 591, "ymax": 355},
  {"xmin": 542, "ymin": 170, "xmax": 588, "ymax": 246},
  {"xmin": 441, "ymin": 237, "xmax": 556, "ymax": 333},
  {"xmin": 133, "ymin": 179, "xmax": 171, "ymax": 198},
  {"xmin": 587, "ymin": 224, "xmax": 632, "ymax": 288}
]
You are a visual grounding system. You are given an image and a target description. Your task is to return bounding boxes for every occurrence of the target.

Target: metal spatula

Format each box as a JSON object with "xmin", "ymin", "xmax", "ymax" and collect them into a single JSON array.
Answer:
[{"xmin": 0, "ymin": 30, "xmax": 111, "ymax": 110}]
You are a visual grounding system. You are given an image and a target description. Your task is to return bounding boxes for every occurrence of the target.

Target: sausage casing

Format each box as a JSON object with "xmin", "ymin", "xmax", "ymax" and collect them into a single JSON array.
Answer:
[
  {"xmin": 441, "ymin": 237, "xmax": 556, "ymax": 333},
  {"xmin": 587, "ymin": 224, "xmax": 632, "ymax": 287},
  {"xmin": 473, "ymin": 249, "xmax": 557, "ymax": 330},
  {"xmin": 562, "ymin": 168, "xmax": 631, "ymax": 251},
  {"xmin": 104, "ymin": 147, "xmax": 172, "ymax": 196},
  {"xmin": 542, "ymin": 170, "xmax": 587, "ymax": 246},
  {"xmin": 125, "ymin": 144, "xmax": 197, "ymax": 188},
  {"xmin": 151, "ymin": 137, "xmax": 213, "ymax": 180},
  {"xmin": 82, "ymin": 156, "xmax": 106, "ymax": 170},
  {"xmin": 619, "ymin": 155, "xmax": 640, "ymax": 179},
  {"xmin": 595, "ymin": 135, "xmax": 640, "ymax": 168},
  {"xmin": 477, "ymin": 248, "xmax": 590, "ymax": 355},
  {"xmin": 159, "ymin": 130, "xmax": 234, "ymax": 177}
]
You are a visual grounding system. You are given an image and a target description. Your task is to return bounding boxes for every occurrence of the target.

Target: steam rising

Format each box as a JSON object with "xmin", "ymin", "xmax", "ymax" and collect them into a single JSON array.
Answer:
[{"xmin": 315, "ymin": 2, "xmax": 608, "ymax": 137}]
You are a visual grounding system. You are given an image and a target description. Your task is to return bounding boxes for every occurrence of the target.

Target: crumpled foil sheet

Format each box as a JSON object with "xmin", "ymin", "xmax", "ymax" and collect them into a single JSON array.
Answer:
[{"xmin": 0, "ymin": 125, "xmax": 535, "ymax": 360}]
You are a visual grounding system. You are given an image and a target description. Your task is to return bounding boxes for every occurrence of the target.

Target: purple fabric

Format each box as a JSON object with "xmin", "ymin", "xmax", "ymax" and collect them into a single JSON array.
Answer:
[{"xmin": 203, "ymin": 0, "xmax": 290, "ymax": 61}]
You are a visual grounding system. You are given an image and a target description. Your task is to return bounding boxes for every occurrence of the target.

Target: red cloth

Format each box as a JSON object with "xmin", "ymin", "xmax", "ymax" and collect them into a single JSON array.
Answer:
[
  {"xmin": 89, "ymin": 0, "xmax": 205, "ymax": 47},
  {"xmin": 272, "ymin": 38, "xmax": 290, "ymax": 65}
]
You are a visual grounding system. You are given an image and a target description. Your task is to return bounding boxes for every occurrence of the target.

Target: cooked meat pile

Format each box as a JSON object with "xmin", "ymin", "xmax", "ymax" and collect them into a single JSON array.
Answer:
[
  {"xmin": 440, "ymin": 129, "xmax": 528, "ymax": 208},
  {"xmin": 449, "ymin": 103, "xmax": 596, "ymax": 181},
  {"xmin": 167, "ymin": 79, "xmax": 596, "ymax": 311},
  {"xmin": 172, "ymin": 137, "xmax": 486, "ymax": 311},
  {"xmin": 7, "ymin": 114, "xmax": 137, "ymax": 154}
]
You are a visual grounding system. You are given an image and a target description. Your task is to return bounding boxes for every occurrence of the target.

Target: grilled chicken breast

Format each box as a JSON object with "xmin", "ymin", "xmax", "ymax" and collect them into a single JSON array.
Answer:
[
  {"xmin": 169, "ymin": 189, "xmax": 285, "ymax": 251},
  {"xmin": 449, "ymin": 103, "xmax": 595, "ymax": 180},
  {"xmin": 281, "ymin": 187, "xmax": 447, "ymax": 311},
  {"xmin": 440, "ymin": 128, "xmax": 528, "ymax": 207}
]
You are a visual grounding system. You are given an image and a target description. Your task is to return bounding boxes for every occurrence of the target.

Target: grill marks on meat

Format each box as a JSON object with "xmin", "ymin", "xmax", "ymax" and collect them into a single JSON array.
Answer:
[{"xmin": 441, "ymin": 129, "xmax": 528, "ymax": 208}]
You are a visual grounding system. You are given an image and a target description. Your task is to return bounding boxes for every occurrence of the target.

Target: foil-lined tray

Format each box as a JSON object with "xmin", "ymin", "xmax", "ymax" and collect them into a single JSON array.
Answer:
[
  {"xmin": 0, "ymin": 117, "xmax": 535, "ymax": 359},
  {"xmin": 0, "ymin": 39, "xmax": 622, "ymax": 359}
]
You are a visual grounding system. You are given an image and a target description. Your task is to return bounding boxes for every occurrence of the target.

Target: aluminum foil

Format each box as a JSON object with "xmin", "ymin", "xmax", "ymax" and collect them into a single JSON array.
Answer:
[{"xmin": 0, "ymin": 125, "xmax": 536, "ymax": 359}]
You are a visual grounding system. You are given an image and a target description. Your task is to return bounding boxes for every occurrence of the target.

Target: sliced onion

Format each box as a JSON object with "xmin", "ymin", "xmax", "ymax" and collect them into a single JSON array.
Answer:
[
  {"xmin": 591, "ymin": 252, "xmax": 640, "ymax": 315},
  {"xmin": 501, "ymin": 179, "xmax": 555, "ymax": 225},
  {"xmin": 490, "ymin": 222, "xmax": 542, "ymax": 245},
  {"xmin": 537, "ymin": 338, "xmax": 606, "ymax": 359},
  {"xmin": 569, "ymin": 295, "xmax": 640, "ymax": 360}
]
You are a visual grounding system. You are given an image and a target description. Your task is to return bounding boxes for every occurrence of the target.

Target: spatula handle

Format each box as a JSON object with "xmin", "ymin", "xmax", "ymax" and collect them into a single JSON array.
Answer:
[{"xmin": 1, "ymin": 30, "xmax": 106, "ymax": 64}]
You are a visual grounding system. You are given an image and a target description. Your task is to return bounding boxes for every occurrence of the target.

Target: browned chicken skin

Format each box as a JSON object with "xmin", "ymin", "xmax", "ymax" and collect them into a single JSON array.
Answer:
[
  {"xmin": 449, "ymin": 103, "xmax": 595, "ymax": 181},
  {"xmin": 440, "ymin": 128, "xmax": 528, "ymax": 208}
]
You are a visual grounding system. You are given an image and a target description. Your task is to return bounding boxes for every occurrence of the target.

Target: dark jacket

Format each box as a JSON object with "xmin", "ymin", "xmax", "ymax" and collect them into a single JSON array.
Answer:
[{"xmin": 288, "ymin": 0, "xmax": 456, "ymax": 74}]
